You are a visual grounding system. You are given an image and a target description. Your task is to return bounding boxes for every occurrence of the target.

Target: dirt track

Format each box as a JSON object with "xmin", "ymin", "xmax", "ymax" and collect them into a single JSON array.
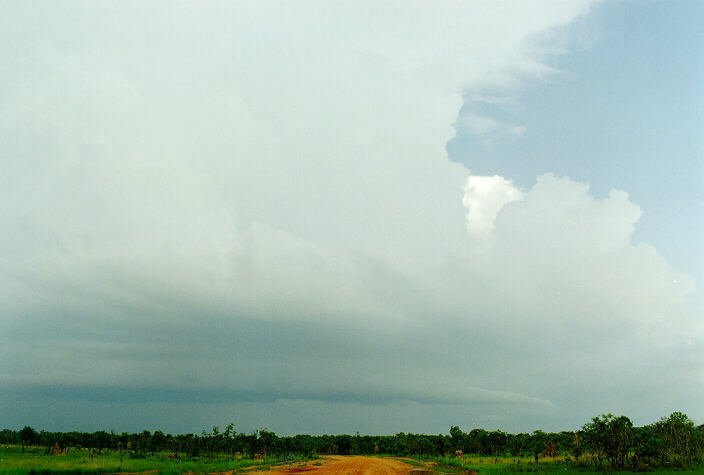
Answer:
[{"xmin": 252, "ymin": 455, "xmax": 427, "ymax": 474}]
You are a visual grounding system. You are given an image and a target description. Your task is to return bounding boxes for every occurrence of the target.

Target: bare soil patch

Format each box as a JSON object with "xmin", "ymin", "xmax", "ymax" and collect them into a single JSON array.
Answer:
[{"xmin": 250, "ymin": 455, "xmax": 421, "ymax": 474}]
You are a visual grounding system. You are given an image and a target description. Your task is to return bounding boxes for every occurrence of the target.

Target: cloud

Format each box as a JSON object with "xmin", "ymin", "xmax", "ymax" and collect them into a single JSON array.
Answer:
[
  {"xmin": 1, "ymin": 1, "xmax": 701, "ymax": 433},
  {"xmin": 463, "ymin": 173, "xmax": 696, "ymax": 334},
  {"xmin": 459, "ymin": 113, "xmax": 503, "ymax": 136},
  {"xmin": 457, "ymin": 112, "xmax": 527, "ymax": 138},
  {"xmin": 463, "ymin": 174, "xmax": 524, "ymax": 236}
]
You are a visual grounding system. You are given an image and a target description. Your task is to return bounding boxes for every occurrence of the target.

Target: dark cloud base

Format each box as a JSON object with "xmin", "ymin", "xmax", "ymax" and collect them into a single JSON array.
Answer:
[{"xmin": 3, "ymin": 384, "xmax": 534, "ymax": 407}]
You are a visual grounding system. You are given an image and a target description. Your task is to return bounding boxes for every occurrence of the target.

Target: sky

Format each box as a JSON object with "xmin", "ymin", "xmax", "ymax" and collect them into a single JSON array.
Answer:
[{"xmin": 1, "ymin": 0, "xmax": 702, "ymax": 436}]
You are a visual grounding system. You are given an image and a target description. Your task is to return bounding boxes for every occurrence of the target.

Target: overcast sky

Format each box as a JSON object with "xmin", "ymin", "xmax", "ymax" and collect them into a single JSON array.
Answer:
[{"xmin": 1, "ymin": 0, "xmax": 702, "ymax": 436}]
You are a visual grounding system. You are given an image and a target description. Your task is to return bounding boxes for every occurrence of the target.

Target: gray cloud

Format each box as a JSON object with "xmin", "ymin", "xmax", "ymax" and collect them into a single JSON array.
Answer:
[{"xmin": 1, "ymin": 0, "xmax": 701, "ymax": 434}]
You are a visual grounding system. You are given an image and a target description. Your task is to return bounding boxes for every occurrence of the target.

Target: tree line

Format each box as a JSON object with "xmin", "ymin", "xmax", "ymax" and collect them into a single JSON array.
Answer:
[{"xmin": 3, "ymin": 412, "xmax": 702, "ymax": 470}]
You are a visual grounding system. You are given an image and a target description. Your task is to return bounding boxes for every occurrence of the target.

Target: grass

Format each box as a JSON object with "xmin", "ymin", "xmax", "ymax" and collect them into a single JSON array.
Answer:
[
  {"xmin": 3, "ymin": 446, "xmax": 702, "ymax": 474},
  {"xmin": 0, "ymin": 445, "xmax": 315, "ymax": 474},
  {"xmin": 404, "ymin": 454, "xmax": 704, "ymax": 473},
  {"xmin": 407, "ymin": 454, "xmax": 575, "ymax": 473}
]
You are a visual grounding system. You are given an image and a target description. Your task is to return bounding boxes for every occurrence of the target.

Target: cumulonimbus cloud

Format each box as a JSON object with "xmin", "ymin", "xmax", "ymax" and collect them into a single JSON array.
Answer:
[{"xmin": 1, "ymin": 0, "xmax": 700, "ymax": 431}]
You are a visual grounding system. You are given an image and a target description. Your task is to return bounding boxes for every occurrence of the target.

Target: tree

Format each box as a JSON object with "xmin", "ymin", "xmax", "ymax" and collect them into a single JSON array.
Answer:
[
  {"xmin": 257, "ymin": 428, "xmax": 277, "ymax": 456},
  {"xmin": 223, "ymin": 422, "xmax": 236, "ymax": 457},
  {"xmin": 449, "ymin": 426, "xmax": 464, "ymax": 451},
  {"xmin": 658, "ymin": 411, "xmax": 696, "ymax": 466},
  {"xmin": 633, "ymin": 424, "xmax": 661, "ymax": 467},
  {"xmin": 487, "ymin": 430, "xmax": 507, "ymax": 455},
  {"xmin": 582, "ymin": 414, "xmax": 633, "ymax": 469},
  {"xmin": 570, "ymin": 431, "xmax": 584, "ymax": 461},
  {"xmin": 529, "ymin": 430, "xmax": 547, "ymax": 466},
  {"xmin": 19, "ymin": 426, "xmax": 39, "ymax": 453},
  {"xmin": 151, "ymin": 430, "xmax": 167, "ymax": 453}
]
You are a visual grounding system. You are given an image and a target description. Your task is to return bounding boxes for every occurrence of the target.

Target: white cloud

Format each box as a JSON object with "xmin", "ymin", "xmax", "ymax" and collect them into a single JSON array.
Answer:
[
  {"xmin": 463, "ymin": 174, "xmax": 524, "ymax": 236},
  {"xmin": 466, "ymin": 173, "xmax": 696, "ymax": 333}
]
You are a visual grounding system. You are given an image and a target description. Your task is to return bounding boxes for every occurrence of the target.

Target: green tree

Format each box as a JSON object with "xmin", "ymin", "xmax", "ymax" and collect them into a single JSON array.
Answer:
[
  {"xmin": 449, "ymin": 426, "xmax": 464, "ymax": 451},
  {"xmin": 19, "ymin": 426, "xmax": 39, "ymax": 453},
  {"xmin": 258, "ymin": 428, "xmax": 277, "ymax": 455},
  {"xmin": 658, "ymin": 411, "xmax": 696, "ymax": 466},
  {"xmin": 633, "ymin": 424, "xmax": 661, "ymax": 467},
  {"xmin": 582, "ymin": 414, "xmax": 633, "ymax": 469},
  {"xmin": 529, "ymin": 430, "xmax": 546, "ymax": 466},
  {"xmin": 223, "ymin": 422, "xmax": 236, "ymax": 457}
]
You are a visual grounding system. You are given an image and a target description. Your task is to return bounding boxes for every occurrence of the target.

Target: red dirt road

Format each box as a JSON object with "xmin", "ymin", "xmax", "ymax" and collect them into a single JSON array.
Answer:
[{"xmin": 252, "ymin": 455, "xmax": 429, "ymax": 474}]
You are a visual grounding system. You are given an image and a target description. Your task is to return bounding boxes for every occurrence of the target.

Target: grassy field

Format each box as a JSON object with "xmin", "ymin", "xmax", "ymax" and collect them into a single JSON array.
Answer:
[
  {"xmin": 2, "ymin": 446, "xmax": 703, "ymax": 474},
  {"xmin": 0, "ymin": 445, "xmax": 313, "ymax": 474},
  {"xmin": 404, "ymin": 454, "xmax": 575, "ymax": 473},
  {"xmin": 404, "ymin": 454, "xmax": 704, "ymax": 473}
]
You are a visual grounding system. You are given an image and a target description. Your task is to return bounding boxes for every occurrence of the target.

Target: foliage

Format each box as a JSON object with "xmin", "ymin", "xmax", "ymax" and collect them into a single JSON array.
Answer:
[
  {"xmin": 1, "ymin": 411, "xmax": 701, "ymax": 472},
  {"xmin": 0, "ymin": 445, "xmax": 314, "ymax": 474},
  {"xmin": 582, "ymin": 413, "xmax": 633, "ymax": 468}
]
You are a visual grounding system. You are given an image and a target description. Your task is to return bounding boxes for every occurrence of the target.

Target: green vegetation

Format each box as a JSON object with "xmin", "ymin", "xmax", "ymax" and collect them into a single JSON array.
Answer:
[
  {"xmin": 0, "ymin": 445, "xmax": 312, "ymax": 474},
  {"xmin": 407, "ymin": 454, "xmax": 579, "ymax": 473},
  {"xmin": 0, "ymin": 412, "xmax": 701, "ymax": 473}
]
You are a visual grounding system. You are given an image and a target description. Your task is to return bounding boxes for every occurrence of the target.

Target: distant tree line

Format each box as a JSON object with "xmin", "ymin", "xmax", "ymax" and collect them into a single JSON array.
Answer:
[{"xmin": 2, "ymin": 412, "xmax": 702, "ymax": 470}]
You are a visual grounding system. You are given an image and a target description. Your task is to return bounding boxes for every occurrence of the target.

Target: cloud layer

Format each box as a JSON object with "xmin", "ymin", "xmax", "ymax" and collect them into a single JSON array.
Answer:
[{"xmin": 1, "ymin": 1, "xmax": 701, "ymax": 433}]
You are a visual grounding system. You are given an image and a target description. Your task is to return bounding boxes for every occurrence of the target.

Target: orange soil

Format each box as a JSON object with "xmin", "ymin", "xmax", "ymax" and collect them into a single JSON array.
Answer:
[{"xmin": 251, "ymin": 455, "xmax": 425, "ymax": 474}]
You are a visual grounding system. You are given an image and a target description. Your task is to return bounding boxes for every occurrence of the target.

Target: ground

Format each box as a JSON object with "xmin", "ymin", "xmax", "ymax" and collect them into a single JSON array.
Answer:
[{"xmin": 251, "ymin": 455, "xmax": 428, "ymax": 474}]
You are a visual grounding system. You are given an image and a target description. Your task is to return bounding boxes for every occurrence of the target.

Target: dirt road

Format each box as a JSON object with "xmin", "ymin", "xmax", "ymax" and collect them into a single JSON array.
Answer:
[{"xmin": 252, "ymin": 455, "xmax": 428, "ymax": 474}]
